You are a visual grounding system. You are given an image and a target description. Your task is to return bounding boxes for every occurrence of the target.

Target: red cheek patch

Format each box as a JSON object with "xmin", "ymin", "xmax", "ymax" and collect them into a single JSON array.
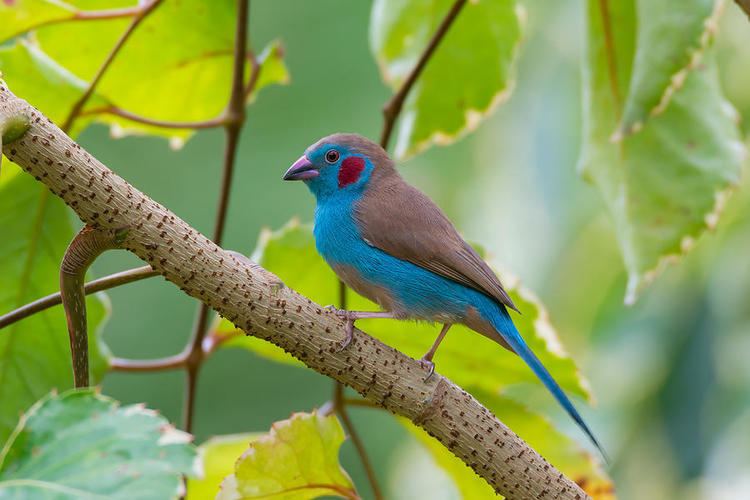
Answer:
[{"xmin": 338, "ymin": 157, "xmax": 366, "ymax": 188}]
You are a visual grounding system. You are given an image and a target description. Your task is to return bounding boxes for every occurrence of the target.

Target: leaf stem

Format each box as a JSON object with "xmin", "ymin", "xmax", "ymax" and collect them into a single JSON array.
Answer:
[
  {"xmin": 379, "ymin": 0, "xmax": 468, "ymax": 150},
  {"xmin": 182, "ymin": 0, "xmax": 253, "ymax": 433}
]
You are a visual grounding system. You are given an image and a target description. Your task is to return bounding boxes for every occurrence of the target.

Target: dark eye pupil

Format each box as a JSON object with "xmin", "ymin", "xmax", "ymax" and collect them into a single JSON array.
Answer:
[{"xmin": 325, "ymin": 150, "xmax": 339, "ymax": 163}]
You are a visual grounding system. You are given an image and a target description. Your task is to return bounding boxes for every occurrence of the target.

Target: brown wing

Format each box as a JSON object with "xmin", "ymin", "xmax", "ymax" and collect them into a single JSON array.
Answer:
[{"xmin": 354, "ymin": 171, "xmax": 519, "ymax": 313}]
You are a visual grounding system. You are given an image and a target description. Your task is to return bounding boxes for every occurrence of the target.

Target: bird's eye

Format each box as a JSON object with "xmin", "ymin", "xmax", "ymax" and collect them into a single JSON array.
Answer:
[{"xmin": 324, "ymin": 149, "xmax": 340, "ymax": 164}]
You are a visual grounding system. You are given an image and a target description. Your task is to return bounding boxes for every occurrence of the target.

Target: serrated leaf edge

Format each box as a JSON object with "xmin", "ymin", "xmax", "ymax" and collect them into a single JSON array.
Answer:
[
  {"xmin": 394, "ymin": 4, "xmax": 525, "ymax": 160},
  {"xmin": 613, "ymin": 0, "xmax": 726, "ymax": 141},
  {"xmin": 624, "ymin": 181, "xmax": 741, "ymax": 305}
]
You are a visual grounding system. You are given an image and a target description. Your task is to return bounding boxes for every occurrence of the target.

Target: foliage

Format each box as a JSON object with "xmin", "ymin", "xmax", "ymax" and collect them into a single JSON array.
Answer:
[
  {"xmin": 371, "ymin": 0, "xmax": 522, "ymax": 158},
  {"xmin": 0, "ymin": 163, "xmax": 110, "ymax": 444},
  {"xmin": 0, "ymin": 390, "xmax": 196, "ymax": 499},
  {"xmin": 217, "ymin": 412, "xmax": 358, "ymax": 500},
  {"xmin": 187, "ymin": 433, "xmax": 260, "ymax": 500},
  {"xmin": 578, "ymin": 0, "xmax": 744, "ymax": 304}
]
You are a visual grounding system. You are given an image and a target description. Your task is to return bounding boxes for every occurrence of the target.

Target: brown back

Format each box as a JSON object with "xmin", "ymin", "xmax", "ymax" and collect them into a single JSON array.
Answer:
[{"xmin": 354, "ymin": 165, "xmax": 519, "ymax": 313}]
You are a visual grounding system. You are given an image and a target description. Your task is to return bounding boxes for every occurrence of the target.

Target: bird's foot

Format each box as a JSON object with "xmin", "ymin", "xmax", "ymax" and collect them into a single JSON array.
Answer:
[
  {"xmin": 328, "ymin": 308, "xmax": 355, "ymax": 352},
  {"xmin": 418, "ymin": 356, "xmax": 435, "ymax": 382}
]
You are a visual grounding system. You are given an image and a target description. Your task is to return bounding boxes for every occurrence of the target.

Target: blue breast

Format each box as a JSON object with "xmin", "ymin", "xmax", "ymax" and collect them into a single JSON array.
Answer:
[{"xmin": 313, "ymin": 195, "xmax": 497, "ymax": 322}]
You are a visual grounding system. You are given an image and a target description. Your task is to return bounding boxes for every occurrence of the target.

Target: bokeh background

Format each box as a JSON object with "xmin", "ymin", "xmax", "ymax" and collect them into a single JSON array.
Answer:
[{"xmin": 6, "ymin": 0, "xmax": 750, "ymax": 498}]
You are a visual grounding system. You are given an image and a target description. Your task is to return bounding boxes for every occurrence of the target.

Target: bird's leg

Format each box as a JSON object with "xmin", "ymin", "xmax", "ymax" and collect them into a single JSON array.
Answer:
[
  {"xmin": 419, "ymin": 323, "xmax": 452, "ymax": 381},
  {"xmin": 330, "ymin": 310, "xmax": 396, "ymax": 351}
]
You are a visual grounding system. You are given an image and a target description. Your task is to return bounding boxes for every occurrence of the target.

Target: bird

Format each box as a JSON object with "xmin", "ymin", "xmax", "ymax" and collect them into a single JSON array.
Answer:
[{"xmin": 283, "ymin": 133, "xmax": 606, "ymax": 458}]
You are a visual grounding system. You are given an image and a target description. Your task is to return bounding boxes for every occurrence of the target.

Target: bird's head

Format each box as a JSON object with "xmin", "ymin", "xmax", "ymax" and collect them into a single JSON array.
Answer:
[{"xmin": 283, "ymin": 133, "xmax": 393, "ymax": 201}]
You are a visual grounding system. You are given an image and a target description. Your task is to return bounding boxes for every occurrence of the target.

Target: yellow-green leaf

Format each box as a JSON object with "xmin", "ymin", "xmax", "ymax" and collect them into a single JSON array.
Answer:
[
  {"xmin": 370, "ymin": 0, "xmax": 522, "ymax": 158},
  {"xmin": 578, "ymin": 0, "xmax": 744, "ymax": 304},
  {"xmin": 188, "ymin": 433, "xmax": 260, "ymax": 500},
  {"xmin": 217, "ymin": 412, "xmax": 358, "ymax": 500},
  {"xmin": 33, "ymin": 1, "xmax": 289, "ymax": 146}
]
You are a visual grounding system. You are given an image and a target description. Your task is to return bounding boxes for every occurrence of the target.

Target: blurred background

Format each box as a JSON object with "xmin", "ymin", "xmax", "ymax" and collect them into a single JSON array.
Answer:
[{"xmin": 40, "ymin": 0, "xmax": 750, "ymax": 498}]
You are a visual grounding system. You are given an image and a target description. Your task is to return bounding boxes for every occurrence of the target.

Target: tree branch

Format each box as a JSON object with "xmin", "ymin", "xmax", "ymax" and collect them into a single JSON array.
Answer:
[
  {"xmin": 0, "ymin": 86, "xmax": 588, "ymax": 500},
  {"xmin": 379, "ymin": 0, "xmax": 468, "ymax": 150},
  {"xmin": 60, "ymin": 225, "xmax": 128, "ymax": 387}
]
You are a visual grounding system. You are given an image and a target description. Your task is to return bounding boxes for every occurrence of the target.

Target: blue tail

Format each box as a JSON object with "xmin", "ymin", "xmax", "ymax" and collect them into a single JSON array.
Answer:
[{"xmin": 487, "ymin": 306, "xmax": 608, "ymax": 461}]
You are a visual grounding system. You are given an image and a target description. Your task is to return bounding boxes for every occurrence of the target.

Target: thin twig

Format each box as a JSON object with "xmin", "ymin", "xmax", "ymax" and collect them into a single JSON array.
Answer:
[
  {"xmin": 110, "ymin": 354, "xmax": 187, "ymax": 372},
  {"xmin": 0, "ymin": 266, "xmax": 157, "ymax": 330},
  {"xmin": 182, "ymin": 0, "xmax": 253, "ymax": 433},
  {"xmin": 334, "ymin": 384, "xmax": 383, "ymax": 500},
  {"xmin": 87, "ymin": 106, "xmax": 228, "ymax": 129},
  {"xmin": 379, "ymin": 0, "xmax": 468, "ymax": 150},
  {"xmin": 61, "ymin": 0, "xmax": 164, "ymax": 133}
]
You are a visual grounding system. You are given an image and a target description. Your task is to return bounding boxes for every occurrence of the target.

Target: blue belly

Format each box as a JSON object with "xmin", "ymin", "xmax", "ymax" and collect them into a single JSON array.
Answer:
[{"xmin": 314, "ymin": 203, "xmax": 497, "ymax": 322}]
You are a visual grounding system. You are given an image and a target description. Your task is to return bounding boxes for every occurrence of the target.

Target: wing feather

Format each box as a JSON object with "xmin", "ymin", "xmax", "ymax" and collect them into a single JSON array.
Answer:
[{"xmin": 354, "ymin": 173, "xmax": 519, "ymax": 313}]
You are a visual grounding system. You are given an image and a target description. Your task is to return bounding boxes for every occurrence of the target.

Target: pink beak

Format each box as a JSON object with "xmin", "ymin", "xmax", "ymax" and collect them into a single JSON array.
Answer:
[{"xmin": 283, "ymin": 156, "xmax": 319, "ymax": 181}]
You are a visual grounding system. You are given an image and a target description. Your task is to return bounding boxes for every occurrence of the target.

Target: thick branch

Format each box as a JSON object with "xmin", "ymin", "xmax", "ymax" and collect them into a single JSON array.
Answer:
[{"xmin": 0, "ymin": 86, "xmax": 587, "ymax": 499}]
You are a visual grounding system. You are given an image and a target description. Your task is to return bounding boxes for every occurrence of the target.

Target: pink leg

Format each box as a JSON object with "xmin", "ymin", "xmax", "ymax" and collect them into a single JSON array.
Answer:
[
  {"xmin": 333, "ymin": 309, "xmax": 396, "ymax": 351},
  {"xmin": 419, "ymin": 323, "xmax": 452, "ymax": 381}
]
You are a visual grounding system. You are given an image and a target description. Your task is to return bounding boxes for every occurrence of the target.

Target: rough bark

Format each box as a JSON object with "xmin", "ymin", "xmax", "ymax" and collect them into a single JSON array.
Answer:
[{"xmin": 0, "ymin": 85, "xmax": 588, "ymax": 500}]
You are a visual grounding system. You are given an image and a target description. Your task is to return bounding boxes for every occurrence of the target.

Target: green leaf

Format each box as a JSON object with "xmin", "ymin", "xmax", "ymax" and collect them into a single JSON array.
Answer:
[
  {"xmin": 579, "ymin": 0, "xmax": 744, "ymax": 304},
  {"xmin": 397, "ymin": 389, "xmax": 613, "ymax": 499},
  {"xmin": 0, "ymin": 389, "xmax": 196, "ymax": 499},
  {"xmin": 214, "ymin": 221, "xmax": 591, "ymax": 400},
  {"xmin": 217, "ymin": 412, "xmax": 358, "ymax": 500},
  {"xmin": 617, "ymin": 0, "xmax": 722, "ymax": 137},
  {"xmin": 0, "ymin": 41, "xmax": 107, "ymax": 136},
  {"xmin": 0, "ymin": 1, "xmax": 135, "ymax": 43},
  {"xmin": 187, "ymin": 433, "xmax": 260, "ymax": 500},
  {"xmin": 370, "ymin": 0, "xmax": 522, "ymax": 158},
  {"xmin": 0, "ymin": 0, "xmax": 74, "ymax": 43},
  {"xmin": 0, "ymin": 162, "xmax": 110, "ymax": 444},
  {"xmin": 33, "ymin": 2, "xmax": 289, "ymax": 146}
]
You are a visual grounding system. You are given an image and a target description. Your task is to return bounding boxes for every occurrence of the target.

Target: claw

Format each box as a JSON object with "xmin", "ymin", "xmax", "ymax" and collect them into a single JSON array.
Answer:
[
  {"xmin": 419, "ymin": 357, "xmax": 435, "ymax": 382},
  {"xmin": 332, "ymin": 309, "xmax": 354, "ymax": 352}
]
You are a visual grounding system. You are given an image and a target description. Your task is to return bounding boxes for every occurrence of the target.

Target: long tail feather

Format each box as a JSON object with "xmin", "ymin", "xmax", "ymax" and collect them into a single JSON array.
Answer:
[{"xmin": 488, "ymin": 307, "xmax": 608, "ymax": 462}]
